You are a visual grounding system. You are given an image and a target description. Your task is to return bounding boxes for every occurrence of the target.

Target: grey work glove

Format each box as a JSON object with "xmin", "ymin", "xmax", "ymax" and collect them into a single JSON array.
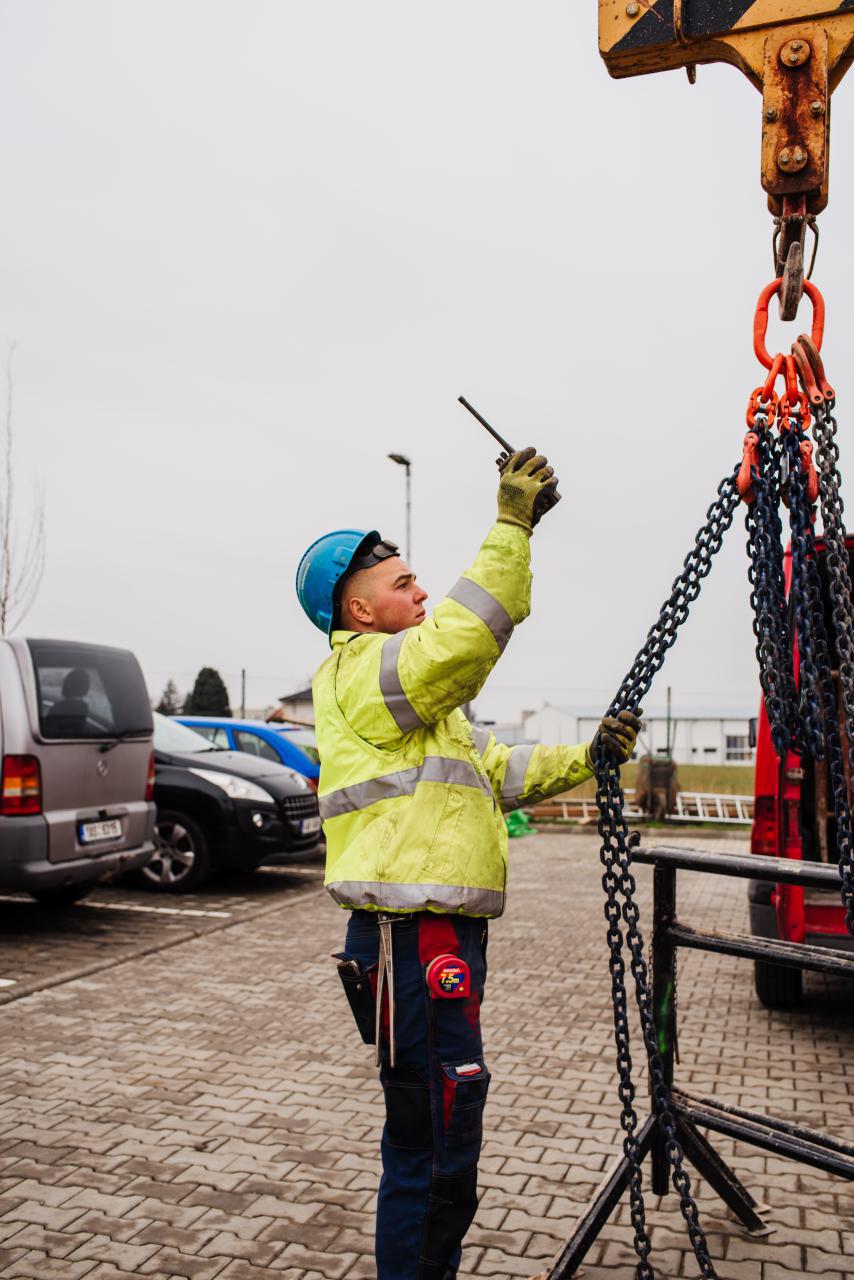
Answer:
[
  {"xmin": 587, "ymin": 710, "xmax": 643, "ymax": 768},
  {"xmin": 496, "ymin": 447, "xmax": 560, "ymax": 531}
]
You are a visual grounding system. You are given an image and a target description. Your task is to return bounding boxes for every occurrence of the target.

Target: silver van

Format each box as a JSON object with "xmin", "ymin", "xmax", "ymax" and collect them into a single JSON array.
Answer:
[{"xmin": 0, "ymin": 637, "xmax": 156, "ymax": 905}]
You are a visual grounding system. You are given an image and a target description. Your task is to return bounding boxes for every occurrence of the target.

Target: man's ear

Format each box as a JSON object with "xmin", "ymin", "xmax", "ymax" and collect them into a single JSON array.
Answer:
[{"xmin": 347, "ymin": 594, "xmax": 374, "ymax": 626}]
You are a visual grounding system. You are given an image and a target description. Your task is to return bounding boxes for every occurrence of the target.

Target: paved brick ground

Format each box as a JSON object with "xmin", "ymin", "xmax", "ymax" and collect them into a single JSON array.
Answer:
[
  {"xmin": 0, "ymin": 864, "xmax": 324, "ymax": 997},
  {"xmin": 0, "ymin": 829, "xmax": 851, "ymax": 1279}
]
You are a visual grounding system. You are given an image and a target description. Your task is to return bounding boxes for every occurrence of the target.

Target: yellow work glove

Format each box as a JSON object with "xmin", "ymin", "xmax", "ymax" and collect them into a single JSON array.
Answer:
[
  {"xmin": 587, "ymin": 711, "xmax": 642, "ymax": 768},
  {"xmin": 496, "ymin": 447, "xmax": 560, "ymax": 531}
]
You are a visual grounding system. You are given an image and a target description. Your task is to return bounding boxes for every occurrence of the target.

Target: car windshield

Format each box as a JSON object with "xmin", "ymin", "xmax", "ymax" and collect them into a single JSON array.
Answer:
[
  {"xmin": 275, "ymin": 727, "xmax": 320, "ymax": 764},
  {"xmin": 154, "ymin": 713, "xmax": 220, "ymax": 754}
]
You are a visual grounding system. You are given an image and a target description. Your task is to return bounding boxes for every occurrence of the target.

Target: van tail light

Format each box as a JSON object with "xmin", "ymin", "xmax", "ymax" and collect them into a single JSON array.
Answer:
[
  {"xmin": 306, "ymin": 775, "xmax": 318, "ymax": 792},
  {"xmin": 1, "ymin": 755, "xmax": 43, "ymax": 816},
  {"xmin": 145, "ymin": 752, "xmax": 156, "ymax": 802},
  {"xmin": 751, "ymin": 794, "xmax": 777, "ymax": 857}
]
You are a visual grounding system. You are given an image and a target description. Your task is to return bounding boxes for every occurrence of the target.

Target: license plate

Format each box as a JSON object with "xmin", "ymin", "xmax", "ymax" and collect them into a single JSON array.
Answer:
[
  {"xmin": 301, "ymin": 815, "xmax": 321, "ymax": 835},
  {"xmin": 79, "ymin": 818, "xmax": 122, "ymax": 845}
]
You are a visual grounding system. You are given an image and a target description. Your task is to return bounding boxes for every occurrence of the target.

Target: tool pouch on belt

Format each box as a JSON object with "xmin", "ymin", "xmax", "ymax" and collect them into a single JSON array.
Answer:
[{"xmin": 333, "ymin": 954, "xmax": 377, "ymax": 1044}]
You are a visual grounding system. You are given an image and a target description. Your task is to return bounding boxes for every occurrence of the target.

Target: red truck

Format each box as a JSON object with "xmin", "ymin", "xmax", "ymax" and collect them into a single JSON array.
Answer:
[{"xmin": 750, "ymin": 535, "xmax": 854, "ymax": 1007}]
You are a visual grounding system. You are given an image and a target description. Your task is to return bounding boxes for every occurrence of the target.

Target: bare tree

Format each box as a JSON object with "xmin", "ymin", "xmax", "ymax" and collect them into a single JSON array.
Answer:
[
  {"xmin": 155, "ymin": 679, "xmax": 183, "ymax": 716},
  {"xmin": 0, "ymin": 344, "xmax": 45, "ymax": 634}
]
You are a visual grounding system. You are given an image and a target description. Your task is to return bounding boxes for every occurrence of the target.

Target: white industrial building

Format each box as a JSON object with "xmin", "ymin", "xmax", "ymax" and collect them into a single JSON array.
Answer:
[{"xmin": 495, "ymin": 704, "xmax": 757, "ymax": 765}]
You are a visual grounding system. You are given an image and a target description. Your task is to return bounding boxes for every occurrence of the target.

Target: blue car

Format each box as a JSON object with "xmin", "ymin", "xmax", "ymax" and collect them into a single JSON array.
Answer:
[{"xmin": 177, "ymin": 717, "xmax": 320, "ymax": 786}]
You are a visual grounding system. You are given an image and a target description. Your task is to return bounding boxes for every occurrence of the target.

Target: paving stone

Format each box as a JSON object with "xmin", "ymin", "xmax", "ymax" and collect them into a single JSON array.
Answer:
[
  {"xmin": 256, "ymin": 1221, "xmax": 339, "ymax": 1251},
  {"xmin": 66, "ymin": 1234, "xmax": 161, "ymax": 1270},
  {"xmin": 67, "ymin": 1211, "xmax": 151, "ymax": 1242},
  {"xmin": 0, "ymin": 1199, "xmax": 87, "ymax": 1230},
  {"xmin": 62, "ymin": 1190, "xmax": 145, "ymax": 1218},
  {"xmin": 0, "ymin": 1225, "xmax": 87, "ymax": 1257},
  {"xmin": 0, "ymin": 1247, "xmax": 27, "ymax": 1274},
  {"xmin": 728, "ymin": 1237, "xmax": 804, "ymax": 1268},
  {"xmin": 198, "ymin": 1232, "xmax": 278, "ymax": 1265},
  {"xmin": 5, "ymin": 1178, "xmax": 84, "ymax": 1207},
  {"xmin": 180, "ymin": 1188, "xmax": 257, "ymax": 1214},
  {"xmin": 217, "ymin": 1263, "xmax": 305, "ymax": 1280},
  {"xmin": 137, "ymin": 1249, "xmax": 232, "ymax": 1279},
  {"xmin": 0, "ymin": 1251, "xmax": 98, "ymax": 1278},
  {"xmin": 763, "ymin": 1265, "xmax": 822, "ymax": 1279},
  {"xmin": 267, "ymin": 1244, "xmax": 357, "ymax": 1277},
  {"xmin": 242, "ymin": 1194, "xmax": 325, "ymax": 1222},
  {"xmin": 86, "ymin": 1269, "xmax": 174, "ymax": 1280},
  {"xmin": 190, "ymin": 1209, "xmax": 275, "ymax": 1239},
  {"xmin": 131, "ymin": 1197, "xmax": 209, "ymax": 1227},
  {"xmin": 134, "ymin": 1220, "xmax": 219, "ymax": 1252}
]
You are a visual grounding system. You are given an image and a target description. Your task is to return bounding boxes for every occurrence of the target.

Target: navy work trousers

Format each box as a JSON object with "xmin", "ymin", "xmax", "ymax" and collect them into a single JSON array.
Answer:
[{"xmin": 342, "ymin": 910, "xmax": 490, "ymax": 1280}]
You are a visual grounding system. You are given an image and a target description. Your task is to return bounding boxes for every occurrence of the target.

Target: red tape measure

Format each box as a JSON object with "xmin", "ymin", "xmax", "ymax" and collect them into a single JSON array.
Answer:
[{"xmin": 425, "ymin": 954, "xmax": 471, "ymax": 999}]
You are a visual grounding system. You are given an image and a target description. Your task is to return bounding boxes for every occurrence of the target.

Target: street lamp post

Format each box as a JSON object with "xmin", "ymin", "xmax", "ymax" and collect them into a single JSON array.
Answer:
[{"xmin": 387, "ymin": 453, "xmax": 412, "ymax": 564}]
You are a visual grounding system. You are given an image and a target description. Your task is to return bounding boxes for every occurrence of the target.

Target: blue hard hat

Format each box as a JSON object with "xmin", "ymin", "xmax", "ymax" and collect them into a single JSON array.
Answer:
[{"xmin": 296, "ymin": 528, "xmax": 390, "ymax": 637}]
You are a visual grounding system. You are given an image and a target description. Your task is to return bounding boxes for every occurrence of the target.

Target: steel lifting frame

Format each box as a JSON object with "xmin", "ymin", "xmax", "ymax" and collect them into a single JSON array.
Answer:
[{"xmin": 543, "ymin": 845, "xmax": 854, "ymax": 1279}]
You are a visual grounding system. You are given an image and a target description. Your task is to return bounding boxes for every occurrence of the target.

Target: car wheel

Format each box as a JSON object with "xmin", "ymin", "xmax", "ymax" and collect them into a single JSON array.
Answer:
[
  {"xmin": 754, "ymin": 959, "xmax": 803, "ymax": 1010},
  {"xmin": 31, "ymin": 883, "xmax": 92, "ymax": 908},
  {"xmin": 141, "ymin": 810, "xmax": 212, "ymax": 893}
]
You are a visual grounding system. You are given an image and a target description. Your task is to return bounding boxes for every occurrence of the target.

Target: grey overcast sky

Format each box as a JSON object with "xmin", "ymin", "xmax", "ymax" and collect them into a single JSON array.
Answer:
[{"xmin": 1, "ymin": 2, "xmax": 853, "ymax": 722}]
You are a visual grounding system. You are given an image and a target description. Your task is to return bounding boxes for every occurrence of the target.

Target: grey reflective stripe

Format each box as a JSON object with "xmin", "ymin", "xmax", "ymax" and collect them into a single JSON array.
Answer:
[
  {"xmin": 447, "ymin": 577, "xmax": 515, "ymax": 653},
  {"xmin": 320, "ymin": 765, "xmax": 421, "ymax": 819},
  {"xmin": 320, "ymin": 755, "xmax": 492, "ymax": 820},
  {"xmin": 501, "ymin": 744, "xmax": 536, "ymax": 807},
  {"xmin": 470, "ymin": 725, "xmax": 492, "ymax": 755},
  {"xmin": 421, "ymin": 756, "xmax": 492, "ymax": 799},
  {"xmin": 379, "ymin": 631, "xmax": 425, "ymax": 733},
  {"xmin": 326, "ymin": 880, "xmax": 506, "ymax": 918}
]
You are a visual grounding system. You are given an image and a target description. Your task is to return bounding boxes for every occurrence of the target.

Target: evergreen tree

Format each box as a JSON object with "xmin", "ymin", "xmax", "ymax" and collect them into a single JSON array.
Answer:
[
  {"xmin": 154, "ymin": 678, "xmax": 182, "ymax": 716},
  {"xmin": 183, "ymin": 667, "xmax": 232, "ymax": 716}
]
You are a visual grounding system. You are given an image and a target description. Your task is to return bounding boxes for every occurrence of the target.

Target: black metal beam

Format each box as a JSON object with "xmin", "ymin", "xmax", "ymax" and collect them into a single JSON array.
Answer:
[
  {"xmin": 675, "ymin": 1115, "xmax": 770, "ymax": 1236},
  {"xmin": 634, "ymin": 844, "xmax": 845, "ymax": 890},
  {"xmin": 679, "ymin": 1091, "xmax": 854, "ymax": 1161},
  {"xmin": 674, "ymin": 1094, "xmax": 854, "ymax": 1180},
  {"xmin": 651, "ymin": 864, "xmax": 676, "ymax": 1197},
  {"xmin": 667, "ymin": 923, "xmax": 854, "ymax": 977}
]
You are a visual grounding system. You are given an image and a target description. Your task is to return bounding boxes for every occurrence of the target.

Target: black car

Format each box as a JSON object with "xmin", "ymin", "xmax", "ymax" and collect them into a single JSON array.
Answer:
[{"xmin": 141, "ymin": 714, "xmax": 321, "ymax": 892}]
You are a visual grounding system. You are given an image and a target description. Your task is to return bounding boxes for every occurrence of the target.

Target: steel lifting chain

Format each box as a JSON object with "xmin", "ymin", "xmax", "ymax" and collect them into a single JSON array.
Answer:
[
  {"xmin": 596, "ymin": 471, "xmax": 741, "ymax": 1280},
  {"xmin": 742, "ymin": 284, "xmax": 854, "ymax": 935}
]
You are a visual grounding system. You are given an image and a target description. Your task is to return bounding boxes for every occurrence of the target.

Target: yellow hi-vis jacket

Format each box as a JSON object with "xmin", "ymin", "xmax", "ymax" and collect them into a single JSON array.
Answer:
[{"xmin": 312, "ymin": 521, "xmax": 594, "ymax": 918}]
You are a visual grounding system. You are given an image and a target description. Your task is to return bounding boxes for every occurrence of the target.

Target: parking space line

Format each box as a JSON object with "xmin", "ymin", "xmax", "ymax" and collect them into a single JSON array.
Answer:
[
  {"xmin": 81, "ymin": 901, "xmax": 232, "ymax": 919},
  {"xmin": 0, "ymin": 894, "xmax": 231, "ymax": 919},
  {"xmin": 0, "ymin": 978, "xmax": 16, "ymax": 987}
]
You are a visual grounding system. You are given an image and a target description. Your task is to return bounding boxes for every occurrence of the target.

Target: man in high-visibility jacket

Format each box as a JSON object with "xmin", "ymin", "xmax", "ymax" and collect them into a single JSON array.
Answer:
[{"xmin": 296, "ymin": 448, "xmax": 639, "ymax": 1280}]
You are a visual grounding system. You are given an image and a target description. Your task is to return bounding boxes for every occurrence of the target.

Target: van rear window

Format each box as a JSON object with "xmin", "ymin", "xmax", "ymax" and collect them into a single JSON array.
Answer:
[{"xmin": 26, "ymin": 640, "xmax": 153, "ymax": 741}]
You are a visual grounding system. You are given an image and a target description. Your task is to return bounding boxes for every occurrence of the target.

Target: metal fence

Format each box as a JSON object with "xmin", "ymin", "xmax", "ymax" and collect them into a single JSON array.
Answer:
[{"xmin": 530, "ymin": 791, "xmax": 754, "ymax": 825}]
